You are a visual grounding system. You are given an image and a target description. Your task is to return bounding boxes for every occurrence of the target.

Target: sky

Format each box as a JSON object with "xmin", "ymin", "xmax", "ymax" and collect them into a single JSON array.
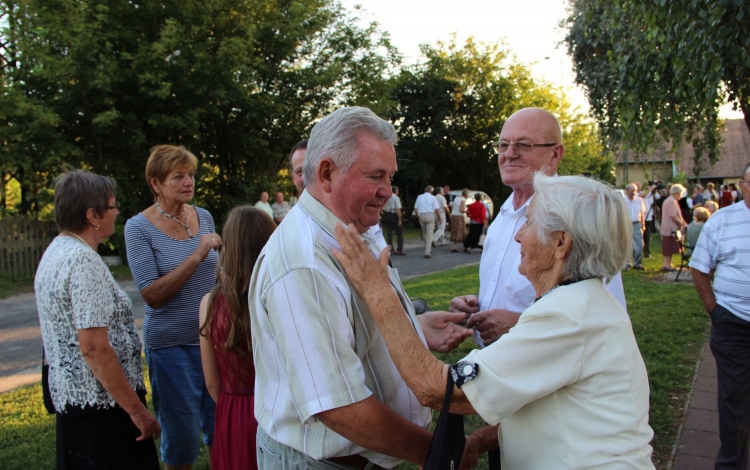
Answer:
[{"xmin": 341, "ymin": 0, "xmax": 744, "ymax": 119}]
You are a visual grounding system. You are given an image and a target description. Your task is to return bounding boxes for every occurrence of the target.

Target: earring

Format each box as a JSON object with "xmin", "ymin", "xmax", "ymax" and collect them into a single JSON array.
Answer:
[{"xmin": 95, "ymin": 224, "xmax": 100, "ymax": 231}]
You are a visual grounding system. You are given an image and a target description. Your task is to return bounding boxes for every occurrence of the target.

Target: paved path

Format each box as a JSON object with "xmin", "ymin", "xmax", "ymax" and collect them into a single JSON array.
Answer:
[
  {"xmin": 672, "ymin": 345, "xmax": 749, "ymax": 470},
  {"xmin": 0, "ymin": 237, "xmax": 479, "ymax": 393}
]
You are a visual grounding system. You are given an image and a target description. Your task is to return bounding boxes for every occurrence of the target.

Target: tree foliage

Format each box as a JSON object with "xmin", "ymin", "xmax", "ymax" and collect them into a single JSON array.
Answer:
[
  {"xmin": 390, "ymin": 36, "xmax": 613, "ymax": 208},
  {"xmin": 565, "ymin": 0, "xmax": 750, "ymax": 175},
  {"xmin": 0, "ymin": 0, "xmax": 400, "ymax": 222}
]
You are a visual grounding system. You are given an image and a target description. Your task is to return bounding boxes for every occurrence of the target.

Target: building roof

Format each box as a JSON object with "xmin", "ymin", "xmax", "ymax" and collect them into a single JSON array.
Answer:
[{"xmin": 615, "ymin": 119, "xmax": 750, "ymax": 179}]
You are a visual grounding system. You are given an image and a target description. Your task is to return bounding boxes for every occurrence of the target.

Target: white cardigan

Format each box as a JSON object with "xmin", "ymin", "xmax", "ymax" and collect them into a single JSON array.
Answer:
[{"xmin": 461, "ymin": 278, "xmax": 655, "ymax": 469}]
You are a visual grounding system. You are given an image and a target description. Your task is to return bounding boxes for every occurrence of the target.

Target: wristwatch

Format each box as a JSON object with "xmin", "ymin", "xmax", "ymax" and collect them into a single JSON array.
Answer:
[{"xmin": 450, "ymin": 361, "xmax": 479, "ymax": 388}]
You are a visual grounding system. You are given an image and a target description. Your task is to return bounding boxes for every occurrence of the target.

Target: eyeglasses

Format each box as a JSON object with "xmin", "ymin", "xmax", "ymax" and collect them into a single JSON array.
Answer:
[
  {"xmin": 105, "ymin": 203, "xmax": 120, "ymax": 210},
  {"xmin": 492, "ymin": 141, "xmax": 558, "ymax": 155}
]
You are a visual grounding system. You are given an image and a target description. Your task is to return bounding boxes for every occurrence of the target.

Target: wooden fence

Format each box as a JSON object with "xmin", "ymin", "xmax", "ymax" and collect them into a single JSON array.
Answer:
[{"xmin": 0, "ymin": 219, "xmax": 58, "ymax": 279}]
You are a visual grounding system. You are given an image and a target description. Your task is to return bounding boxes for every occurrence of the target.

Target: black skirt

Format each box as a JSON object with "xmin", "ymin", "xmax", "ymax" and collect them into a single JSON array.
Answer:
[{"xmin": 56, "ymin": 396, "xmax": 159, "ymax": 470}]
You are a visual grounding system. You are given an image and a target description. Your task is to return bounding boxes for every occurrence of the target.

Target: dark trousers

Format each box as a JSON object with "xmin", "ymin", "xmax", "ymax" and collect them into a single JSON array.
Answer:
[
  {"xmin": 382, "ymin": 212, "xmax": 403, "ymax": 251},
  {"xmin": 643, "ymin": 222, "xmax": 653, "ymax": 256},
  {"xmin": 710, "ymin": 303, "xmax": 750, "ymax": 470}
]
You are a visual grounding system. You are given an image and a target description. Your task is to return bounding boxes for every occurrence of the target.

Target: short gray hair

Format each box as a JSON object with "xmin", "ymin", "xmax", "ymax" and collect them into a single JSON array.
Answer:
[
  {"xmin": 670, "ymin": 184, "xmax": 685, "ymax": 195},
  {"xmin": 54, "ymin": 170, "xmax": 116, "ymax": 232},
  {"xmin": 303, "ymin": 107, "xmax": 397, "ymax": 188},
  {"xmin": 425, "ymin": 185, "xmax": 434, "ymax": 193},
  {"xmin": 532, "ymin": 174, "xmax": 631, "ymax": 282}
]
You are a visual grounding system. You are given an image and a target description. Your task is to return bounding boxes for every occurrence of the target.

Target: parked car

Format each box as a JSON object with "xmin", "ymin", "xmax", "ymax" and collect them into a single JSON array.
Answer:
[{"xmin": 447, "ymin": 190, "xmax": 494, "ymax": 225}]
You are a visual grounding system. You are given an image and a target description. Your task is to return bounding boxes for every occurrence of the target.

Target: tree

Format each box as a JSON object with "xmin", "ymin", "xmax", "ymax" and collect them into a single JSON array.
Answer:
[
  {"xmin": 565, "ymin": 0, "xmax": 750, "ymax": 174},
  {"xmin": 390, "ymin": 36, "xmax": 612, "ymax": 208},
  {"xmin": 0, "ymin": 0, "xmax": 400, "ymax": 223}
]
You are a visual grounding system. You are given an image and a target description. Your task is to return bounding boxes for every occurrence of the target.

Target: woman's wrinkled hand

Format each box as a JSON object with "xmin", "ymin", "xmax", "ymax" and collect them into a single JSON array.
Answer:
[
  {"xmin": 131, "ymin": 407, "xmax": 161, "ymax": 442},
  {"xmin": 332, "ymin": 223, "xmax": 390, "ymax": 301},
  {"xmin": 193, "ymin": 233, "xmax": 221, "ymax": 261}
]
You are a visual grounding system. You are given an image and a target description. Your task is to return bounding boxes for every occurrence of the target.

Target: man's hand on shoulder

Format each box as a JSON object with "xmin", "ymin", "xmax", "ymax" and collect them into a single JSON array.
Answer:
[
  {"xmin": 417, "ymin": 311, "xmax": 473, "ymax": 353},
  {"xmin": 466, "ymin": 309, "xmax": 521, "ymax": 345}
]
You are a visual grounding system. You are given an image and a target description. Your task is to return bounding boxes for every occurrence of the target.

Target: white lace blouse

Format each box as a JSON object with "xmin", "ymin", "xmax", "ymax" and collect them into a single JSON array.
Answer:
[{"xmin": 35, "ymin": 236, "xmax": 145, "ymax": 412}]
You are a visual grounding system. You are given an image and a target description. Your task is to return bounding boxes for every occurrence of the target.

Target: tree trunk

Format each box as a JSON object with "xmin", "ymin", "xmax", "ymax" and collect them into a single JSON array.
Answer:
[{"xmin": 740, "ymin": 95, "xmax": 750, "ymax": 136}]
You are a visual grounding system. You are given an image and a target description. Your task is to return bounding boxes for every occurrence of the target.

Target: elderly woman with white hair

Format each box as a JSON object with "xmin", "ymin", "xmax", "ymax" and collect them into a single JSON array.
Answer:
[
  {"xmin": 333, "ymin": 174, "xmax": 655, "ymax": 469},
  {"xmin": 660, "ymin": 183, "xmax": 688, "ymax": 272}
]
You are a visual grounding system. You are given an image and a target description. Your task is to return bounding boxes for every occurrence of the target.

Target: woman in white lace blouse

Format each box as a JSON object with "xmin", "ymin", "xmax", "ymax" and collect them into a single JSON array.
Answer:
[{"xmin": 35, "ymin": 170, "xmax": 160, "ymax": 469}]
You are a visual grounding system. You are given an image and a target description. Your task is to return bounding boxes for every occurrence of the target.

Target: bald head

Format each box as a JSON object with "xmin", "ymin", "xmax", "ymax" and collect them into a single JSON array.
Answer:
[
  {"xmin": 497, "ymin": 107, "xmax": 564, "ymax": 195},
  {"xmin": 506, "ymin": 108, "xmax": 562, "ymax": 143}
]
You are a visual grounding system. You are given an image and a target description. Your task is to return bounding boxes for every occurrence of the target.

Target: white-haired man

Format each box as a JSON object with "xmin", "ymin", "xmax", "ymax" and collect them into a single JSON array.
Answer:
[
  {"xmin": 624, "ymin": 183, "xmax": 646, "ymax": 270},
  {"xmin": 690, "ymin": 162, "xmax": 750, "ymax": 470},
  {"xmin": 249, "ymin": 106, "xmax": 472, "ymax": 470},
  {"xmin": 451, "ymin": 107, "xmax": 627, "ymax": 346},
  {"xmin": 414, "ymin": 185, "xmax": 441, "ymax": 258}
]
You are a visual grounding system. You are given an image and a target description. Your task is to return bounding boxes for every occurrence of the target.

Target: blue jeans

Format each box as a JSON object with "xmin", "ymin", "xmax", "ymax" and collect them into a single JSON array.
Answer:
[
  {"xmin": 632, "ymin": 222, "xmax": 643, "ymax": 267},
  {"xmin": 146, "ymin": 345, "xmax": 215, "ymax": 466},
  {"xmin": 257, "ymin": 428, "xmax": 380, "ymax": 470}
]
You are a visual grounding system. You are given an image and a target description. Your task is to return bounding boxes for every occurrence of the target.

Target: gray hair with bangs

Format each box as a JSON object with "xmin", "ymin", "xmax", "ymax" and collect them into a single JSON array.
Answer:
[{"xmin": 531, "ymin": 174, "xmax": 631, "ymax": 282}]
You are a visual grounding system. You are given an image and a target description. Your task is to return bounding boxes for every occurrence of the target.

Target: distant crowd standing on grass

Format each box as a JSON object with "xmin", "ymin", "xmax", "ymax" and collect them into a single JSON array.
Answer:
[{"xmin": 34, "ymin": 102, "xmax": 750, "ymax": 470}]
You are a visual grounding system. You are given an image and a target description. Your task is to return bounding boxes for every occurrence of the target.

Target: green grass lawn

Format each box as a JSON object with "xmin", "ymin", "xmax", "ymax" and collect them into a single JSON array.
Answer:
[{"xmin": 1, "ymin": 235, "xmax": 708, "ymax": 469}]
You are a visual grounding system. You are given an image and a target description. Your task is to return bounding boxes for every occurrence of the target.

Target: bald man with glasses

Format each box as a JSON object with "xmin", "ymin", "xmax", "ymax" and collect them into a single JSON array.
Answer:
[{"xmin": 450, "ymin": 107, "xmax": 627, "ymax": 347}]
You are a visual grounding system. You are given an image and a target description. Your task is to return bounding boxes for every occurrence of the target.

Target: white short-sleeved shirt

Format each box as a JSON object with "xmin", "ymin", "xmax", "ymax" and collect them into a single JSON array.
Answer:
[
  {"xmin": 689, "ymin": 202, "xmax": 750, "ymax": 321},
  {"xmin": 414, "ymin": 192, "xmax": 439, "ymax": 214},
  {"xmin": 383, "ymin": 194, "xmax": 402, "ymax": 213},
  {"xmin": 35, "ymin": 236, "xmax": 145, "ymax": 412},
  {"xmin": 625, "ymin": 196, "xmax": 646, "ymax": 223},
  {"xmin": 462, "ymin": 279, "xmax": 655, "ymax": 469}
]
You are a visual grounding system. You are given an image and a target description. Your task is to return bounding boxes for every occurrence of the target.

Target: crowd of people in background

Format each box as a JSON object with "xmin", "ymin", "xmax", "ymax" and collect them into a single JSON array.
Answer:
[
  {"xmin": 34, "ymin": 104, "xmax": 750, "ymax": 470},
  {"xmin": 625, "ymin": 178, "xmax": 744, "ymax": 273}
]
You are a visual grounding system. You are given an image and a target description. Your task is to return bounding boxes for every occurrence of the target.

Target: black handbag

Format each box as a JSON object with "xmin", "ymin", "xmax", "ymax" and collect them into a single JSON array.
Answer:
[
  {"xmin": 41, "ymin": 350, "xmax": 56, "ymax": 414},
  {"xmin": 423, "ymin": 371, "xmax": 465, "ymax": 469}
]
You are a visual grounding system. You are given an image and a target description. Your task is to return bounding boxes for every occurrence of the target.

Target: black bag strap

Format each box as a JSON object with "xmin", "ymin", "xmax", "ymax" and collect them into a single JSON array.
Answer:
[
  {"xmin": 41, "ymin": 348, "xmax": 56, "ymax": 414},
  {"xmin": 423, "ymin": 372, "xmax": 465, "ymax": 469}
]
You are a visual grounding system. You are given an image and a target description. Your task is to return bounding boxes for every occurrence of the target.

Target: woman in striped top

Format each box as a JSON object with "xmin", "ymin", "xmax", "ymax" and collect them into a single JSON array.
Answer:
[{"xmin": 125, "ymin": 145, "xmax": 220, "ymax": 470}]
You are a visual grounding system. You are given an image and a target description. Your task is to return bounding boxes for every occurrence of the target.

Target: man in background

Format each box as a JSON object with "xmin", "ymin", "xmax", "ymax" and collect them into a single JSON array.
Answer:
[
  {"xmin": 433, "ymin": 187, "xmax": 450, "ymax": 246},
  {"xmin": 690, "ymin": 162, "xmax": 750, "ymax": 470},
  {"xmin": 383, "ymin": 185, "xmax": 406, "ymax": 255},
  {"xmin": 413, "ymin": 185, "xmax": 441, "ymax": 259},
  {"xmin": 271, "ymin": 191, "xmax": 290, "ymax": 224},
  {"xmin": 254, "ymin": 191, "xmax": 274, "ymax": 219},
  {"xmin": 624, "ymin": 183, "xmax": 646, "ymax": 270}
]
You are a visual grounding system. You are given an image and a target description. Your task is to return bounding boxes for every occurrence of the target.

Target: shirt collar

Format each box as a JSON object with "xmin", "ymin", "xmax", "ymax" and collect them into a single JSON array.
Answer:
[{"xmin": 297, "ymin": 191, "xmax": 380, "ymax": 256}]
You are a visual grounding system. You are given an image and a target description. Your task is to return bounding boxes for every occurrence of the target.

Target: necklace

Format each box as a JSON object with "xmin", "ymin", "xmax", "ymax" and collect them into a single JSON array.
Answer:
[
  {"xmin": 534, "ymin": 278, "xmax": 583, "ymax": 303},
  {"xmin": 157, "ymin": 201, "xmax": 193, "ymax": 237},
  {"xmin": 63, "ymin": 231, "xmax": 93, "ymax": 251}
]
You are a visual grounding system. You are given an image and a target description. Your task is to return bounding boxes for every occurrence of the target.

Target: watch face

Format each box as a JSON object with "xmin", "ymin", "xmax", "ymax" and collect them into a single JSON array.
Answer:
[{"xmin": 451, "ymin": 360, "xmax": 479, "ymax": 388}]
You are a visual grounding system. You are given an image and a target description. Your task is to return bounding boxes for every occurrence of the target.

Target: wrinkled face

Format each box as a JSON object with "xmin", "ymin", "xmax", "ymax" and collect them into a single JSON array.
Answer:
[
  {"xmin": 153, "ymin": 165, "xmax": 195, "ymax": 204},
  {"xmin": 328, "ymin": 134, "xmax": 396, "ymax": 233},
  {"xmin": 514, "ymin": 201, "xmax": 556, "ymax": 284},
  {"xmin": 260, "ymin": 191, "xmax": 269, "ymax": 202},
  {"xmin": 497, "ymin": 111, "xmax": 562, "ymax": 191},
  {"xmin": 291, "ymin": 148, "xmax": 306, "ymax": 193},
  {"xmin": 626, "ymin": 186, "xmax": 636, "ymax": 199},
  {"xmin": 275, "ymin": 192, "xmax": 284, "ymax": 203}
]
